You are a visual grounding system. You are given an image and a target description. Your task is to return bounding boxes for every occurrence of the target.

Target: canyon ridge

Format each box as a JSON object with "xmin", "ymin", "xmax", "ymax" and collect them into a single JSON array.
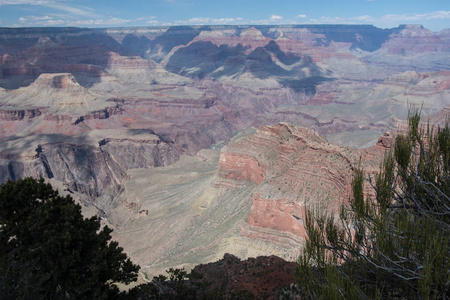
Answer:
[{"xmin": 1, "ymin": 24, "xmax": 449, "ymax": 278}]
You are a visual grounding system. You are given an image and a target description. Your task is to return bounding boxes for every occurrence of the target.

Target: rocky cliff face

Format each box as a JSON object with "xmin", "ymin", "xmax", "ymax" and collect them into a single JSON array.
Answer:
[
  {"xmin": 382, "ymin": 25, "xmax": 450, "ymax": 54},
  {"xmin": 101, "ymin": 123, "xmax": 389, "ymax": 277},
  {"xmin": 0, "ymin": 130, "xmax": 180, "ymax": 198},
  {"xmin": 216, "ymin": 123, "xmax": 386, "ymax": 248},
  {"xmin": 0, "ymin": 24, "xmax": 449, "ymax": 276}
]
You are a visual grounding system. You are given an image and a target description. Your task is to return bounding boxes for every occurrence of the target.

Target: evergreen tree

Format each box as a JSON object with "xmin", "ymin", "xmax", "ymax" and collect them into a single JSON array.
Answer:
[
  {"xmin": 296, "ymin": 110, "xmax": 450, "ymax": 299},
  {"xmin": 0, "ymin": 177, "xmax": 140, "ymax": 299}
]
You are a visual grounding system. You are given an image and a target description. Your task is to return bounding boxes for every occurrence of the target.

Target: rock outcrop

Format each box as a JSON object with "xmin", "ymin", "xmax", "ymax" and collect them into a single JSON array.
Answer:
[
  {"xmin": 0, "ymin": 130, "xmax": 180, "ymax": 198},
  {"xmin": 0, "ymin": 24, "xmax": 449, "ymax": 278},
  {"xmin": 216, "ymin": 123, "xmax": 386, "ymax": 249},
  {"xmin": 382, "ymin": 25, "xmax": 450, "ymax": 55},
  {"xmin": 103, "ymin": 123, "xmax": 389, "ymax": 277}
]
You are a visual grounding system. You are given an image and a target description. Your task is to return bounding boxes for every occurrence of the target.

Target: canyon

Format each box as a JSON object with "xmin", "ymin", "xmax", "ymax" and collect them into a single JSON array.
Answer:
[{"xmin": 0, "ymin": 24, "xmax": 449, "ymax": 278}]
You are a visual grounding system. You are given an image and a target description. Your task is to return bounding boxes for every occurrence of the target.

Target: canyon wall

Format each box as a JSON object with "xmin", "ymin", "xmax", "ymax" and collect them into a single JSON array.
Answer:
[{"xmin": 0, "ymin": 24, "xmax": 449, "ymax": 275}]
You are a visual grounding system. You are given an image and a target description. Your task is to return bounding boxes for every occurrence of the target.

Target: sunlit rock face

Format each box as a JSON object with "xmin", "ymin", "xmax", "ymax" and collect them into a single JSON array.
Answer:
[
  {"xmin": 382, "ymin": 25, "xmax": 450, "ymax": 54},
  {"xmin": 0, "ymin": 24, "xmax": 449, "ymax": 275},
  {"xmin": 217, "ymin": 123, "xmax": 385, "ymax": 237}
]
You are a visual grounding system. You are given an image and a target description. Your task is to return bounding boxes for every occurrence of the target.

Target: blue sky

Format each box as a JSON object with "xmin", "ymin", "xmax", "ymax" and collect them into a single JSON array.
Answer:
[{"xmin": 0, "ymin": 0, "xmax": 448, "ymax": 31}]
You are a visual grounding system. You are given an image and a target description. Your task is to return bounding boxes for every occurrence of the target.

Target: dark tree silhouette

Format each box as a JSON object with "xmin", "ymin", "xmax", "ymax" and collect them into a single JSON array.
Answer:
[{"xmin": 0, "ymin": 177, "xmax": 139, "ymax": 299}]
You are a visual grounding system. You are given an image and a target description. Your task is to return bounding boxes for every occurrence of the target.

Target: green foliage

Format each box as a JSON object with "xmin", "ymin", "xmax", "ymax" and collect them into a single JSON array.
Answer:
[
  {"xmin": 166, "ymin": 267, "xmax": 188, "ymax": 282},
  {"xmin": 296, "ymin": 111, "xmax": 450, "ymax": 299},
  {"xmin": 0, "ymin": 177, "xmax": 140, "ymax": 299}
]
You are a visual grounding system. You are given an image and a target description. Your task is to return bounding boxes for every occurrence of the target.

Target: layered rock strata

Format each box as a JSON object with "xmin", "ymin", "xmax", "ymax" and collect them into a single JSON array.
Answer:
[
  {"xmin": 0, "ymin": 24, "xmax": 449, "ymax": 277},
  {"xmin": 104, "ymin": 124, "xmax": 389, "ymax": 276}
]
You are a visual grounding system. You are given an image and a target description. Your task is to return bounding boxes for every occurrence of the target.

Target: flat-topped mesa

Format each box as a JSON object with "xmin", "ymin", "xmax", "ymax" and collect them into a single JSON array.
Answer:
[
  {"xmin": 382, "ymin": 25, "xmax": 450, "ymax": 54},
  {"xmin": 3, "ymin": 73, "xmax": 115, "ymax": 117},
  {"xmin": 32, "ymin": 73, "xmax": 82, "ymax": 90},
  {"xmin": 398, "ymin": 25, "xmax": 435, "ymax": 37}
]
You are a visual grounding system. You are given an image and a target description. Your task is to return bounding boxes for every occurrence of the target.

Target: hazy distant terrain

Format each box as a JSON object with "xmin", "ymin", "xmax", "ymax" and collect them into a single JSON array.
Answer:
[{"xmin": 1, "ymin": 24, "xmax": 449, "ymax": 275}]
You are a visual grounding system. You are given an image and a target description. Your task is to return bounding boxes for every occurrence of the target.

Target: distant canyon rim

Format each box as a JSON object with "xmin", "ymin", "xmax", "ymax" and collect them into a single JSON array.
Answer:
[{"xmin": 0, "ymin": 24, "xmax": 449, "ymax": 277}]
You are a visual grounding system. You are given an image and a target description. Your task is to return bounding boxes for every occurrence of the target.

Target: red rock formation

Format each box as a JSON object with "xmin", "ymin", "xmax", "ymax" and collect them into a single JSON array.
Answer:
[
  {"xmin": 216, "ymin": 123, "xmax": 387, "ymax": 243},
  {"xmin": 247, "ymin": 193, "xmax": 306, "ymax": 237},
  {"xmin": 218, "ymin": 152, "xmax": 266, "ymax": 185},
  {"xmin": 0, "ymin": 25, "xmax": 449, "ymax": 275},
  {"xmin": 376, "ymin": 132, "xmax": 394, "ymax": 149}
]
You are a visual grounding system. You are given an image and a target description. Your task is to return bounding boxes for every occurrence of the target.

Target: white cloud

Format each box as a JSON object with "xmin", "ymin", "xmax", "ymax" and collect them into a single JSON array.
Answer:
[
  {"xmin": 382, "ymin": 11, "xmax": 450, "ymax": 22},
  {"xmin": 19, "ymin": 15, "xmax": 53, "ymax": 22},
  {"xmin": 308, "ymin": 16, "xmax": 347, "ymax": 24},
  {"xmin": 46, "ymin": 2, "xmax": 98, "ymax": 18},
  {"xmin": 170, "ymin": 13, "xmax": 289, "ymax": 26},
  {"xmin": 187, "ymin": 17, "xmax": 210, "ymax": 24},
  {"xmin": 166, "ymin": 11, "xmax": 450, "ymax": 29},
  {"xmin": 173, "ymin": 17, "xmax": 245, "ymax": 26},
  {"xmin": 70, "ymin": 18, "xmax": 133, "ymax": 26},
  {"xmin": 0, "ymin": 0, "xmax": 67, "ymax": 4},
  {"xmin": 18, "ymin": 15, "xmax": 65, "ymax": 25},
  {"xmin": 137, "ymin": 16, "xmax": 156, "ymax": 21},
  {"xmin": 353, "ymin": 15, "xmax": 373, "ymax": 22},
  {"xmin": 0, "ymin": 0, "xmax": 99, "ymax": 18},
  {"xmin": 3, "ymin": 0, "xmax": 141, "ymax": 27},
  {"xmin": 305, "ymin": 11, "xmax": 450, "ymax": 29},
  {"xmin": 15, "ymin": 14, "xmax": 141, "ymax": 27},
  {"xmin": 163, "ymin": 10, "xmax": 450, "ymax": 30},
  {"xmin": 269, "ymin": 15, "xmax": 283, "ymax": 21}
]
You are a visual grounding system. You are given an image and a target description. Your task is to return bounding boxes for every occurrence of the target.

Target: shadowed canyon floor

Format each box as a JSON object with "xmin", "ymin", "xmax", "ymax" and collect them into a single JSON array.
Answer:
[{"xmin": 0, "ymin": 24, "xmax": 449, "ymax": 277}]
